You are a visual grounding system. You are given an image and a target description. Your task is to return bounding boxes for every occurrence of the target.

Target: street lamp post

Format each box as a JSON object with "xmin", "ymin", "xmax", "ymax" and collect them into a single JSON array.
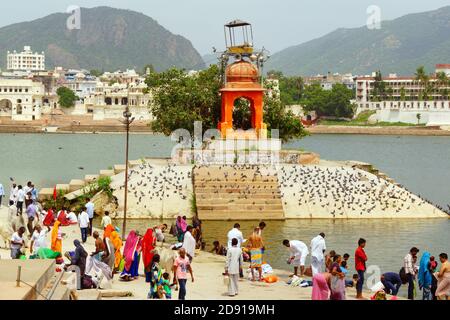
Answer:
[{"xmin": 121, "ymin": 94, "xmax": 134, "ymax": 240}]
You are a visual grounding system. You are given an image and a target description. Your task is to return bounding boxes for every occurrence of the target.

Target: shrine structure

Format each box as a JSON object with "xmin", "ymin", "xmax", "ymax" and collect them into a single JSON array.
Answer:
[{"xmin": 218, "ymin": 20, "xmax": 268, "ymax": 139}]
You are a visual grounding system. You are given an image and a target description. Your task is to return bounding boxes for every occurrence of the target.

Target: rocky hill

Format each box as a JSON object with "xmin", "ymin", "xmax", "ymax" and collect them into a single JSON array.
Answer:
[{"xmin": 0, "ymin": 6, "xmax": 205, "ymax": 72}]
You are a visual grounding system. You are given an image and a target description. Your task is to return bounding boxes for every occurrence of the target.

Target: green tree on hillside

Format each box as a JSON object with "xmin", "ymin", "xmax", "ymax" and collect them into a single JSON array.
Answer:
[
  {"xmin": 372, "ymin": 71, "xmax": 387, "ymax": 101},
  {"xmin": 301, "ymin": 83, "xmax": 328, "ymax": 115},
  {"xmin": 301, "ymin": 83, "xmax": 355, "ymax": 118},
  {"xmin": 436, "ymin": 71, "xmax": 449, "ymax": 100},
  {"xmin": 327, "ymin": 84, "xmax": 356, "ymax": 118},
  {"xmin": 415, "ymin": 66, "xmax": 434, "ymax": 101},
  {"xmin": 90, "ymin": 69, "xmax": 103, "ymax": 77},
  {"xmin": 146, "ymin": 65, "xmax": 222, "ymax": 136},
  {"xmin": 143, "ymin": 64, "xmax": 155, "ymax": 76},
  {"xmin": 56, "ymin": 87, "xmax": 78, "ymax": 108},
  {"xmin": 400, "ymin": 86, "xmax": 406, "ymax": 101},
  {"xmin": 266, "ymin": 70, "xmax": 304, "ymax": 105},
  {"xmin": 263, "ymin": 94, "xmax": 307, "ymax": 142}
]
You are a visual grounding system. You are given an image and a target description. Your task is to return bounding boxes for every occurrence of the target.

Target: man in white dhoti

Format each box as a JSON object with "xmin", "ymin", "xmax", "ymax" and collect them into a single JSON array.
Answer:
[
  {"xmin": 310, "ymin": 232, "xmax": 327, "ymax": 276},
  {"xmin": 283, "ymin": 239, "xmax": 309, "ymax": 277}
]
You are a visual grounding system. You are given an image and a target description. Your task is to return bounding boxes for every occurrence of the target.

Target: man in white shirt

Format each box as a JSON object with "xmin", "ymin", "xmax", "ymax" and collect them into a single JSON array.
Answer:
[
  {"xmin": 30, "ymin": 224, "xmax": 47, "ymax": 256},
  {"xmin": 9, "ymin": 182, "xmax": 18, "ymax": 204},
  {"xmin": 10, "ymin": 226, "xmax": 26, "ymax": 259},
  {"xmin": 101, "ymin": 211, "xmax": 112, "ymax": 229},
  {"xmin": 225, "ymin": 238, "xmax": 244, "ymax": 297},
  {"xmin": 78, "ymin": 210, "xmax": 90, "ymax": 243},
  {"xmin": 182, "ymin": 226, "xmax": 196, "ymax": 262},
  {"xmin": 227, "ymin": 223, "xmax": 244, "ymax": 248},
  {"xmin": 310, "ymin": 232, "xmax": 327, "ymax": 276},
  {"xmin": 283, "ymin": 239, "xmax": 309, "ymax": 277},
  {"xmin": 16, "ymin": 185, "xmax": 25, "ymax": 215},
  {"xmin": 85, "ymin": 198, "xmax": 95, "ymax": 236},
  {"xmin": 66, "ymin": 212, "xmax": 78, "ymax": 224}
]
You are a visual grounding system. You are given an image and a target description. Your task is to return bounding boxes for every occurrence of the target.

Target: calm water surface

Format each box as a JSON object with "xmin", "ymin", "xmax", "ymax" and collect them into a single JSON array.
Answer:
[
  {"xmin": 0, "ymin": 133, "xmax": 449, "ymax": 207},
  {"xmin": 2, "ymin": 133, "xmax": 449, "ymax": 284}
]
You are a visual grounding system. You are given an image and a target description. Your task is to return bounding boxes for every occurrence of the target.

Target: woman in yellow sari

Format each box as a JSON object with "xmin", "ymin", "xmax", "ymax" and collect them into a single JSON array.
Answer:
[
  {"xmin": 51, "ymin": 220, "xmax": 63, "ymax": 254},
  {"xmin": 109, "ymin": 230, "xmax": 123, "ymax": 270}
]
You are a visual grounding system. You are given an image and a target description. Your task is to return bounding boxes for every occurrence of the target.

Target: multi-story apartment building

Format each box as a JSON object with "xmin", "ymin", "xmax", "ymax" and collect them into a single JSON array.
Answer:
[
  {"xmin": 7, "ymin": 46, "xmax": 45, "ymax": 72},
  {"xmin": 355, "ymin": 65, "xmax": 450, "ymax": 126}
]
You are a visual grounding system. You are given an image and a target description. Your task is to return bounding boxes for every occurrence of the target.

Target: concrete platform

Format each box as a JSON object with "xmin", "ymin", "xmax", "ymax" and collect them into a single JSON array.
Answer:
[
  {"xmin": 85, "ymin": 174, "xmax": 100, "ymax": 183},
  {"xmin": 0, "ymin": 260, "xmax": 55, "ymax": 300},
  {"xmin": 113, "ymin": 164, "xmax": 126, "ymax": 174},
  {"xmin": 99, "ymin": 169, "xmax": 115, "ymax": 178},
  {"xmin": 69, "ymin": 179, "xmax": 86, "ymax": 192},
  {"xmin": 39, "ymin": 188, "xmax": 55, "ymax": 200},
  {"xmin": 128, "ymin": 160, "xmax": 142, "ymax": 167},
  {"xmin": 56, "ymin": 184, "xmax": 70, "ymax": 192}
]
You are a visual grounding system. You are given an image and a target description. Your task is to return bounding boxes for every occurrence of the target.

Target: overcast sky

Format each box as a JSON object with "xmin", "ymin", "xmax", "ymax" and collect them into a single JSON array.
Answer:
[{"xmin": 1, "ymin": 0, "xmax": 449, "ymax": 56}]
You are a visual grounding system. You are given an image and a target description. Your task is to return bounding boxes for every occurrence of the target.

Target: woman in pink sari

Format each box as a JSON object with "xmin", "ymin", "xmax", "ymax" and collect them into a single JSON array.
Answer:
[
  {"xmin": 119, "ymin": 230, "xmax": 142, "ymax": 281},
  {"xmin": 176, "ymin": 216, "xmax": 188, "ymax": 242},
  {"xmin": 330, "ymin": 255, "xmax": 347, "ymax": 300},
  {"xmin": 312, "ymin": 272, "xmax": 332, "ymax": 300}
]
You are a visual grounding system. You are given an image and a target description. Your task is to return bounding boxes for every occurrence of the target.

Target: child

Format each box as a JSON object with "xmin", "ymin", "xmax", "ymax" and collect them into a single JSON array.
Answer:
[
  {"xmin": 352, "ymin": 274, "xmax": 360, "ymax": 288},
  {"xmin": 343, "ymin": 253, "xmax": 350, "ymax": 264},
  {"xmin": 101, "ymin": 211, "xmax": 112, "ymax": 230},
  {"xmin": 162, "ymin": 272, "xmax": 172, "ymax": 299},
  {"xmin": 340, "ymin": 260, "xmax": 354, "ymax": 287},
  {"xmin": 211, "ymin": 240, "xmax": 227, "ymax": 256}
]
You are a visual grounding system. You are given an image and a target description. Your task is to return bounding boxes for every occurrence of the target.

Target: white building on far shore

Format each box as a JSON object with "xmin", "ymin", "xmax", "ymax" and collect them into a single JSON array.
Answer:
[
  {"xmin": 7, "ymin": 46, "xmax": 45, "ymax": 72},
  {"xmin": 355, "ymin": 65, "xmax": 450, "ymax": 126},
  {"xmin": 81, "ymin": 80, "xmax": 153, "ymax": 121},
  {"xmin": 0, "ymin": 78, "xmax": 44, "ymax": 121}
]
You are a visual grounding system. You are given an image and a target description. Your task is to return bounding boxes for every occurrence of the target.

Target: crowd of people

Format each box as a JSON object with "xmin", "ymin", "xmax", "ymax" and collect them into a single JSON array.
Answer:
[
  {"xmin": 212, "ymin": 223, "xmax": 449, "ymax": 300},
  {"xmin": 294, "ymin": 234, "xmax": 450, "ymax": 301},
  {"xmin": 1, "ymin": 176, "xmax": 448, "ymax": 301}
]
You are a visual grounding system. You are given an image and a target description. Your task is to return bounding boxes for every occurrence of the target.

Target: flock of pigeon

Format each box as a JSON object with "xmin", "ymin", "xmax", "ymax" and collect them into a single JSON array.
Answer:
[
  {"xmin": 278, "ymin": 165, "xmax": 444, "ymax": 217},
  {"xmin": 116, "ymin": 162, "xmax": 192, "ymax": 215},
  {"xmin": 111, "ymin": 161, "xmax": 447, "ymax": 218}
]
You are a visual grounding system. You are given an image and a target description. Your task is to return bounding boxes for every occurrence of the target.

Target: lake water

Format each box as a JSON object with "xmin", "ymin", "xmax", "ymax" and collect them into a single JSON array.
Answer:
[
  {"xmin": 1, "ymin": 132, "xmax": 449, "ymax": 293},
  {"xmin": 1, "ymin": 133, "xmax": 449, "ymax": 208}
]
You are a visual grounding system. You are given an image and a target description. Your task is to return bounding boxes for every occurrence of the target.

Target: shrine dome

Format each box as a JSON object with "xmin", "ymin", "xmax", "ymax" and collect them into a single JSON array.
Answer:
[{"xmin": 226, "ymin": 60, "xmax": 259, "ymax": 83}]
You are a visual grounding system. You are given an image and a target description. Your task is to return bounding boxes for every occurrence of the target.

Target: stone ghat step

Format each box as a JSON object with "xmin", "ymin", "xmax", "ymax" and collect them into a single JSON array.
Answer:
[
  {"xmin": 196, "ymin": 193, "xmax": 281, "ymax": 199},
  {"xmin": 194, "ymin": 172, "xmax": 278, "ymax": 178},
  {"xmin": 194, "ymin": 180, "xmax": 278, "ymax": 185},
  {"xmin": 195, "ymin": 185, "xmax": 280, "ymax": 191},
  {"xmin": 195, "ymin": 189, "xmax": 281, "ymax": 195},
  {"xmin": 194, "ymin": 164, "xmax": 275, "ymax": 172},
  {"xmin": 196, "ymin": 199, "xmax": 282, "ymax": 205},
  {"xmin": 195, "ymin": 170, "xmax": 277, "ymax": 175},
  {"xmin": 197, "ymin": 204, "xmax": 284, "ymax": 211},
  {"xmin": 198, "ymin": 211, "xmax": 285, "ymax": 220}
]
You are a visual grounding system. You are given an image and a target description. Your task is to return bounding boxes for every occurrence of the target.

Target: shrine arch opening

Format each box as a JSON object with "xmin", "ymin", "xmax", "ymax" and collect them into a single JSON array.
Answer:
[{"xmin": 232, "ymin": 96, "xmax": 254, "ymax": 130}]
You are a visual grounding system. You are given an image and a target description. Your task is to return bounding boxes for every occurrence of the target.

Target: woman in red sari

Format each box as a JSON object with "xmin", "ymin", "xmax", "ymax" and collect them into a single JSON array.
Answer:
[
  {"xmin": 43, "ymin": 207, "xmax": 56, "ymax": 227},
  {"xmin": 142, "ymin": 229, "xmax": 157, "ymax": 283},
  {"xmin": 57, "ymin": 207, "xmax": 71, "ymax": 226}
]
